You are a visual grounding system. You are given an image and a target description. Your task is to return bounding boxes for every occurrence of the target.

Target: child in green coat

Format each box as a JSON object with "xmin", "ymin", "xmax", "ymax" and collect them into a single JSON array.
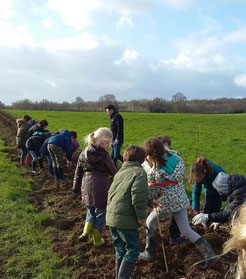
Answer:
[{"xmin": 106, "ymin": 145, "xmax": 149, "ymax": 279}]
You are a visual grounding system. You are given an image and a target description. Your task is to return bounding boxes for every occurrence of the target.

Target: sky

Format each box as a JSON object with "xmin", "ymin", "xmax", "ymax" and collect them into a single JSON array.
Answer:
[{"xmin": 1, "ymin": 0, "xmax": 246, "ymax": 105}]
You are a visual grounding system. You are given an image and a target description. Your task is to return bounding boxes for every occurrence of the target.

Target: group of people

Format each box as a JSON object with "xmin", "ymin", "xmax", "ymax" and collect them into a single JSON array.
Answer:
[
  {"xmin": 16, "ymin": 114, "xmax": 79, "ymax": 180},
  {"xmin": 15, "ymin": 105, "xmax": 246, "ymax": 279}
]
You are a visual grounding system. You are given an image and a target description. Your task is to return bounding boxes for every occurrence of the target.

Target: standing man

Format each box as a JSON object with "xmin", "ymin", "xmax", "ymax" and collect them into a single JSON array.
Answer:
[{"xmin": 105, "ymin": 104, "xmax": 124, "ymax": 167}]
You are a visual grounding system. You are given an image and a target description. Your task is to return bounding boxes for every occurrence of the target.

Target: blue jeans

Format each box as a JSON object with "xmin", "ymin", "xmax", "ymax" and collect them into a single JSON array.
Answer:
[
  {"xmin": 20, "ymin": 147, "xmax": 27, "ymax": 160},
  {"xmin": 111, "ymin": 139, "xmax": 124, "ymax": 164},
  {"xmin": 29, "ymin": 151, "xmax": 38, "ymax": 162},
  {"xmin": 109, "ymin": 227, "xmax": 140, "ymax": 264},
  {"xmin": 46, "ymin": 155, "xmax": 53, "ymax": 167},
  {"xmin": 86, "ymin": 206, "xmax": 106, "ymax": 232}
]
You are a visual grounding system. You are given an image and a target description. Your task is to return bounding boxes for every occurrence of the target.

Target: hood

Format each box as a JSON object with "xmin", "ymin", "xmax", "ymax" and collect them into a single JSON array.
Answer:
[
  {"xmin": 84, "ymin": 145, "xmax": 106, "ymax": 164},
  {"xmin": 60, "ymin": 129, "xmax": 71, "ymax": 137},
  {"xmin": 16, "ymin": 118, "xmax": 26, "ymax": 124},
  {"xmin": 16, "ymin": 119, "xmax": 26, "ymax": 126},
  {"xmin": 229, "ymin": 174, "xmax": 246, "ymax": 193}
]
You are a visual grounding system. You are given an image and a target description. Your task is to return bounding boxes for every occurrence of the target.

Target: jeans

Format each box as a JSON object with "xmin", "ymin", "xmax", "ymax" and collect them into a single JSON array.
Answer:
[
  {"xmin": 111, "ymin": 139, "xmax": 124, "ymax": 164},
  {"xmin": 46, "ymin": 155, "xmax": 53, "ymax": 167},
  {"xmin": 109, "ymin": 227, "xmax": 140, "ymax": 264},
  {"xmin": 20, "ymin": 147, "xmax": 27, "ymax": 160},
  {"xmin": 146, "ymin": 208, "xmax": 200, "ymax": 243},
  {"xmin": 29, "ymin": 150, "xmax": 38, "ymax": 162},
  {"xmin": 86, "ymin": 206, "xmax": 106, "ymax": 232}
]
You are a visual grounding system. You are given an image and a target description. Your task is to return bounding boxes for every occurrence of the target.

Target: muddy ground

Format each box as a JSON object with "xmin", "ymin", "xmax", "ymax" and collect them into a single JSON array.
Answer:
[{"xmin": 0, "ymin": 111, "xmax": 237, "ymax": 279}]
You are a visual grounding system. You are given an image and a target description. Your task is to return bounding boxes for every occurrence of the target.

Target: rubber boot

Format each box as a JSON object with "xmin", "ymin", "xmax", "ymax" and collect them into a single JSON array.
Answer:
[
  {"xmin": 115, "ymin": 259, "xmax": 122, "ymax": 279},
  {"xmin": 78, "ymin": 222, "xmax": 93, "ymax": 240},
  {"xmin": 92, "ymin": 228, "xmax": 105, "ymax": 247},
  {"xmin": 118, "ymin": 260, "xmax": 135, "ymax": 279},
  {"xmin": 139, "ymin": 237, "xmax": 157, "ymax": 260},
  {"xmin": 38, "ymin": 159, "xmax": 43, "ymax": 169},
  {"xmin": 48, "ymin": 165, "xmax": 55, "ymax": 178},
  {"xmin": 32, "ymin": 161, "xmax": 37, "ymax": 173},
  {"xmin": 194, "ymin": 237, "xmax": 217, "ymax": 270},
  {"xmin": 26, "ymin": 155, "xmax": 32, "ymax": 166},
  {"xmin": 20, "ymin": 159, "xmax": 25, "ymax": 167}
]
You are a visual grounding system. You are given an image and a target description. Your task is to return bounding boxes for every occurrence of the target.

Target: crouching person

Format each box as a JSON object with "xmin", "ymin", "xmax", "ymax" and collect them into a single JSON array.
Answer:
[
  {"xmin": 47, "ymin": 129, "xmax": 73, "ymax": 180},
  {"xmin": 192, "ymin": 172, "xmax": 246, "ymax": 229},
  {"xmin": 106, "ymin": 145, "xmax": 149, "ymax": 279}
]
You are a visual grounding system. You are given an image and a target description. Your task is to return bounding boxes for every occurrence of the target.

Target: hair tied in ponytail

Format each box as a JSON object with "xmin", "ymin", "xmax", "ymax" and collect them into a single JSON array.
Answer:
[{"xmin": 196, "ymin": 159, "xmax": 201, "ymax": 163}]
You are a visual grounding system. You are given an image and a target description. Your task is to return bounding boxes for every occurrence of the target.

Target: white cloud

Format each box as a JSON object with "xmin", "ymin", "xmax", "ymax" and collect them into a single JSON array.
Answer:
[
  {"xmin": 0, "ymin": 0, "xmax": 15, "ymax": 19},
  {"xmin": 42, "ymin": 19, "xmax": 54, "ymax": 29},
  {"xmin": 234, "ymin": 74, "xmax": 246, "ymax": 88},
  {"xmin": 48, "ymin": 0, "xmax": 101, "ymax": 30},
  {"xmin": 156, "ymin": 0, "xmax": 195, "ymax": 10},
  {"xmin": 42, "ymin": 32, "xmax": 99, "ymax": 52},
  {"xmin": 224, "ymin": 27, "xmax": 246, "ymax": 43},
  {"xmin": 0, "ymin": 21, "xmax": 34, "ymax": 48},
  {"xmin": 116, "ymin": 11, "xmax": 134, "ymax": 30},
  {"xmin": 115, "ymin": 49, "xmax": 139, "ymax": 65},
  {"xmin": 45, "ymin": 79, "xmax": 57, "ymax": 87}
]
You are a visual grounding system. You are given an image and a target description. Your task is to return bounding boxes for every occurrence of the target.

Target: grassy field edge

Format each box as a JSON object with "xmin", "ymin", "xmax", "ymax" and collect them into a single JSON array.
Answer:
[{"xmin": 0, "ymin": 137, "xmax": 71, "ymax": 279}]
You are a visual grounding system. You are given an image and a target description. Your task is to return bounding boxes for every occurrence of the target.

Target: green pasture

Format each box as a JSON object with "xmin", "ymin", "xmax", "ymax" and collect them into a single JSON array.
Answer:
[
  {"xmin": 0, "ymin": 138, "xmax": 71, "ymax": 278},
  {"xmin": 6, "ymin": 109, "xmax": 246, "ymax": 195}
]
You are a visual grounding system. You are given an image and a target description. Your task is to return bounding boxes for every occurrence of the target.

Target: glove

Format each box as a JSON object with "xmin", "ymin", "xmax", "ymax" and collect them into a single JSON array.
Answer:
[
  {"xmin": 193, "ymin": 210, "xmax": 199, "ymax": 214},
  {"xmin": 210, "ymin": 222, "xmax": 220, "ymax": 230},
  {"xmin": 192, "ymin": 213, "xmax": 208, "ymax": 225}
]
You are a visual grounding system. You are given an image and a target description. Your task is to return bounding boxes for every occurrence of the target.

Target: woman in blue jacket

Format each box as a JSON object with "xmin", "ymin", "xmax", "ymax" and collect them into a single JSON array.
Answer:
[{"xmin": 188, "ymin": 157, "xmax": 226, "ymax": 228}]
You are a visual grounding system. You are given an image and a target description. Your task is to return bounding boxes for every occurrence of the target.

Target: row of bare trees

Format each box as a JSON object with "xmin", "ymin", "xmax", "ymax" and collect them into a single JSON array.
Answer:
[{"xmin": 1, "ymin": 93, "xmax": 246, "ymax": 114}]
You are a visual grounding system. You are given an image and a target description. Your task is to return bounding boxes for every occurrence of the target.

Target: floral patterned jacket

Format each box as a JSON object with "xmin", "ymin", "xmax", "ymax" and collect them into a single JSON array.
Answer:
[{"xmin": 147, "ymin": 152, "xmax": 190, "ymax": 214}]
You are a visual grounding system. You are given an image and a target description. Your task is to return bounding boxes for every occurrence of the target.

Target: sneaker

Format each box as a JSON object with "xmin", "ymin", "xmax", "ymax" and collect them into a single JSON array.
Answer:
[{"xmin": 170, "ymin": 236, "xmax": 189, "ymax": 245}]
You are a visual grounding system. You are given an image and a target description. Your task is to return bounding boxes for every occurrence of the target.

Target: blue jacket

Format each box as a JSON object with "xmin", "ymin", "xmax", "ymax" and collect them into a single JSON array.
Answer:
[
  {"xmin": 192, "ymin": 161, "xmax": 226, "ymax": 211},
  {"xmin": 47, "ymin": 130, "xmax": 72, "ymax": 161}
]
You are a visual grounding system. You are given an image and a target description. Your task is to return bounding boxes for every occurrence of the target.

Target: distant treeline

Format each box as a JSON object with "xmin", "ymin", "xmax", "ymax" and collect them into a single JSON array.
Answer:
[{"xmin": 1, "ymin": 93, "xmax": 246, "ymax": 113}]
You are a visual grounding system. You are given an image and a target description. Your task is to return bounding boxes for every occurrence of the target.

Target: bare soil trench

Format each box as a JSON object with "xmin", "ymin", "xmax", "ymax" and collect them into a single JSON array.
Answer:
[{"xmin": 0, "ymin": 111, "xmax": 236, "ymax": 279}]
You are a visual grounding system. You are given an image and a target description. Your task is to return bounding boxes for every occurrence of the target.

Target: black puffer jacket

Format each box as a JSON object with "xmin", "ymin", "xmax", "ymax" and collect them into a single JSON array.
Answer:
[
  {"xmin": 73, "ymin": 145, "xmax": 117, "ymax": 208},
  {"xmin": 208, "ymin": 174, "xmax": 246, "ymax": 223},
  {"xmin": 26, "ymin": 132, "xmax": 47, "ymax": 155},
  {"xmin": 28, "ymin": 124, "xmax": 45, "ymax": 138}
]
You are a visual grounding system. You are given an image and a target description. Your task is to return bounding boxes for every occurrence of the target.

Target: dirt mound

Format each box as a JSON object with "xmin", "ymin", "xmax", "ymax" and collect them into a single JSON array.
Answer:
[{"xmin": 0, "ymin": 111, "xmax": 236, "ymax": 279}]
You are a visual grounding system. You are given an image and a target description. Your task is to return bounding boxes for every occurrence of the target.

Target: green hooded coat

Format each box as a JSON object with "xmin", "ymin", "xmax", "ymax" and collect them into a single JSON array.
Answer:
[{"xmin": 106, "ymin": 161, "xmax": 149, "ymax": 229}]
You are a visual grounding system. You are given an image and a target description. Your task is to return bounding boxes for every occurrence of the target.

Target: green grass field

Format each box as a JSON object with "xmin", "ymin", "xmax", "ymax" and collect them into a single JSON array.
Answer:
[
  {"xmin": 8, "ymin": 110, "xmax": 246, "ymax": 175},
  {"xmin": 0, "ymin": 137, "xmax": 71, "ymax": 279}
]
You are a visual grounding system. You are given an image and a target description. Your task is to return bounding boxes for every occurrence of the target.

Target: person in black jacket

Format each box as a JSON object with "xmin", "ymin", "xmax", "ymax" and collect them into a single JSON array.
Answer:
[
  {"xmin": 192, "ymin": 172, "xmax": 246, "ymax": 229},
  {"xmin": 28, "ymin": 119, "xmax": 48, "ymax": 138},
  {"xmin": 105, "ymin": 104, "xmax": 124, "ymax": 167},
  {"xmin": 26, "ymin": 131, "xmax": 49, "ymax": 173}
]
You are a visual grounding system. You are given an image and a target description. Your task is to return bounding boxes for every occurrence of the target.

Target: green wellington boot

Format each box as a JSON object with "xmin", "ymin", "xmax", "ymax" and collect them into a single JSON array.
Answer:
[
  {"xmin": 78, "ymin": 222, "xmax": 93, "ymax": 240},
  {"xmin": 92, "ymin": 228, "xmax": 105, "ymax": 247}
]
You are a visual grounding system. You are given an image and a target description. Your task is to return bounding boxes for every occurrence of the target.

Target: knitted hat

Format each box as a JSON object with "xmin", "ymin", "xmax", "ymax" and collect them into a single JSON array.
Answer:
[{"xmin": 212, "ymin": 172, "xmax": 229, "ymax": 194}]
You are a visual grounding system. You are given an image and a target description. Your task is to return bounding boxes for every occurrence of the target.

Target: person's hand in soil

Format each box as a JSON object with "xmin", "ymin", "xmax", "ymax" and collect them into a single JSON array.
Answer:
[{"xmin": 192, "ymin": 213, "xmax": 208, "ymax": 225}]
